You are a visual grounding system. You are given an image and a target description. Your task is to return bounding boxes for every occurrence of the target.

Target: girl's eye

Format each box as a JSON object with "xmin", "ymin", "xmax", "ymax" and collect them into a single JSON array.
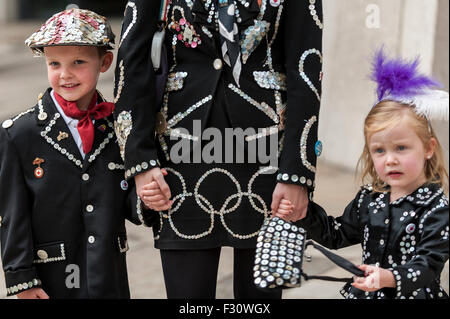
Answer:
[
  {"xmin": 374, "ymin": 148, "xmax": 384, "ymax": 154},
  {"xmin": 49, "ymin": 62, "xmax": 59, "ymax": 67},
  {"xmin": 397, "ymin": 145, "xmax": 406, "ymax": 151},
  {"xmin": 74, "ymin": 60, "xmax": 85, "ymax": 65}
]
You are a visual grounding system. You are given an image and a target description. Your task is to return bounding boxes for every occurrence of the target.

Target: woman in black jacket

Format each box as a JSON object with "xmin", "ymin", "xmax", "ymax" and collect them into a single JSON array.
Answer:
[{"xmin": 114, "ymin": 0, "xmax": 323, "ymax": 298}]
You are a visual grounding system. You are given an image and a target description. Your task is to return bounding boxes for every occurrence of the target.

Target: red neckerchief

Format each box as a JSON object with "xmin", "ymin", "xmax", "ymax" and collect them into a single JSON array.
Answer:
[{"xmin": 54, "ymin": 91, "xmax": 115, "ymax": 154}]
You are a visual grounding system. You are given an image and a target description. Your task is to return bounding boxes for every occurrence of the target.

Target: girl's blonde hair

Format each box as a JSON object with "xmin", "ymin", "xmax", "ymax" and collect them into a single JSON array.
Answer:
[{"xmin": 357, "ymin": 100, "xmax": 449, "ymax": 194}]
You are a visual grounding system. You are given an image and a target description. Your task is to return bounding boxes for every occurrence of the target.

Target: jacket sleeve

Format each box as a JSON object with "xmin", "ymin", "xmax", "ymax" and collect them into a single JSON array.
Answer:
[
  {"xmin": 391, "ymin": 206, "xmax": 449, "ymax": 298},
  {"xmin": 114, "ymin": 0, "xmax": 162, "ymax": 181},
  {"xmin": 0, "ymin": 129, "xmax": 42, "ymax": 296},
  {"xmin": 277, "ymin": 0, "xmax": 323, "ymax": 191},
  {"xmin": 296, "ymin": 189, "xmax": 366, "ymax": 250}
]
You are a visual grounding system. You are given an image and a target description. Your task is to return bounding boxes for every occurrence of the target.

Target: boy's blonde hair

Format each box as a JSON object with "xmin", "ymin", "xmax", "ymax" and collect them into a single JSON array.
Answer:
[{"xmin": 357, "ymin": 100, "xmax": 449, "ymax": 194}]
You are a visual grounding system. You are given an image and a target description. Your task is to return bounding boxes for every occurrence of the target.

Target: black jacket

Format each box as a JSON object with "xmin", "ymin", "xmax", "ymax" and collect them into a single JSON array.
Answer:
[
  {"xmin": 114, "ymin": 0, "xmax": 323, "ymax": 190},
  {"xmin": 0, "ymin": 89, "xmax": 153, "ymax": 298},
  {"xmin": 299, "ymin": 183, "xmax": 449, "ymax": 299}
]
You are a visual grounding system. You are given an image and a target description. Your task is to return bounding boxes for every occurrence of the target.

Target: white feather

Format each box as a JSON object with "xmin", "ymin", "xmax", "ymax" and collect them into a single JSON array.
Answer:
[{"xmin": 385, "ymin": 90, "xmax": 449, "ymax": 122}]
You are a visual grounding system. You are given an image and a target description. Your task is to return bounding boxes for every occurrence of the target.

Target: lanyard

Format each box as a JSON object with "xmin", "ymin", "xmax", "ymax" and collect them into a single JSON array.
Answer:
[{"xmin": 159, "ymin": 0, "xmax": 170, "ymax": 22}]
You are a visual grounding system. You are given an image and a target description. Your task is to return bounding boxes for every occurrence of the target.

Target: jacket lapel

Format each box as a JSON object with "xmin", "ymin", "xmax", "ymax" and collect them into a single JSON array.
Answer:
[
  {"xmin": 83, "ymin": 116, "xmax": 116, "ymax": 170},
  {"xmin": 38, "ymin": 89, "xmax": 84, "ymax": 169}
]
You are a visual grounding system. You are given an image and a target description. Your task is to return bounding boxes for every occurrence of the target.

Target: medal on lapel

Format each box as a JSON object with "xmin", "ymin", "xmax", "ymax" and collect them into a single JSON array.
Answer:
[
  {"xmin": 98, "ymin": 124, "xmax": 107, "ymax": 132},
  {"xmin": 57, "ymin": 131, "xmax": 69, "ymax": 141},
  {"xmin": 406, "ymin": 223, "xmax": 416, "ymax": 234},
  {"xmin": 33, "ymin": 157, "xmax": 45, "ymax": 179},
  {"xmin": 120, "ymin": 180, "xmax": 129, "ymax": 191}
]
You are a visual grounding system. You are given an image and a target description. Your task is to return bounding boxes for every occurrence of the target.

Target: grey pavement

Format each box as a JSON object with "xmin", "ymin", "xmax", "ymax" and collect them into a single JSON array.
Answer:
[{"xmin": 0, "ymin": 21, "xmax": 448, "ymax": 299}]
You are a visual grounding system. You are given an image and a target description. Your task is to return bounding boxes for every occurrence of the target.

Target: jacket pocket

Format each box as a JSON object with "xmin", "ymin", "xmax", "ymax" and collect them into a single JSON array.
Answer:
[
  {"xmin": 117, "ymin": 233, "xmax": 129, "ymax": 253},
  {"xmin": 33, "ymin": 241, "xmax": 66, "ymax": 264}
]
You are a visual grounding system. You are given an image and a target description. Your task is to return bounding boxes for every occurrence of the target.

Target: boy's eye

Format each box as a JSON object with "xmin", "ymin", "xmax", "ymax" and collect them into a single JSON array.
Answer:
[
  {"xmin": 74, "ymin": 60, "xmax": 85, "ymax": 65},
  {"xmin": 49, "ymin": 61, "xmax": 59, "ymax": 67},
  {"xmin": 397, "ymin": 145, "xmax": 406, "ymax": 151}
]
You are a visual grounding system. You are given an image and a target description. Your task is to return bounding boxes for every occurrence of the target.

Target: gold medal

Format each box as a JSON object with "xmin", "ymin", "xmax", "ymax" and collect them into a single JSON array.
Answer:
[
  {"xmin": 33, "ymin": 158, "xmax": 45, "ymax": 179},
  {"xmin": 155, "ymin": 112, "xmax": 167, "ymax": 134}
]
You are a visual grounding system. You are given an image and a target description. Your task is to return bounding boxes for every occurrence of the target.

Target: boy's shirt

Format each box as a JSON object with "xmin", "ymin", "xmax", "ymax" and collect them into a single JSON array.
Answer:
[
  {"xmin": 50, "ymin": 90, "xmax": 89, "ymax": 159},
  {"xmin": 0, "ymin": 89, "xmax": 156, "ymax": 298}
]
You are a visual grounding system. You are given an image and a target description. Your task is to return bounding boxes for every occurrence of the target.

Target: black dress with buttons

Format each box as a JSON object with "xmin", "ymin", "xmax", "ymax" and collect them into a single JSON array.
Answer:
[
  {"xmin": 114, "ymin": 0, "xmax": 323, "ymax": 250},
  {"xmin": 0, "ymin": 89, "xmax": 154, "ymax": 298},
  {"xmin": 299, "ymin": 183, "xmax": 449, "ymax": 299}
]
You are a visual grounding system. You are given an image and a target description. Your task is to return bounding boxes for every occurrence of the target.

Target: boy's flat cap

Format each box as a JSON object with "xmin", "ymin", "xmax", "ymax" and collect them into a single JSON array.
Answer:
[{"xmin": 25, "ymin": 8, "xmax": 115, "ymax": 56}]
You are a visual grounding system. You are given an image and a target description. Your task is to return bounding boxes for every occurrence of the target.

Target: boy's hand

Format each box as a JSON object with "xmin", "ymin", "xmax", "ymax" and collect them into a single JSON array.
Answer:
[
  {"xmin": 17, "ymin": 288, "xmax": 49, "ymax": 299},
  {"xmin": 137, "ymin": 168, "xmax": 173, "ymax": 211},
  {"xmin": 351, "ymin": 264, "xmax": 396, "ymax": 292}
]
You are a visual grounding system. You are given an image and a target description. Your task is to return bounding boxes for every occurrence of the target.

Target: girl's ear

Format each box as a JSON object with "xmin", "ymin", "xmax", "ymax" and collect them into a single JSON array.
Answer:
[
  {"xmin": 426, "ymin": 137, "xmax": 437, "ymax": 159},
  {"xmin": 100, "ymin": 51, "xmax": 114, "ymax": 73}
]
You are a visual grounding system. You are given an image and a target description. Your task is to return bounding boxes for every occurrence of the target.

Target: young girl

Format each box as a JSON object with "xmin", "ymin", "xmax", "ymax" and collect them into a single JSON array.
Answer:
[{"xmin": 275, "ymin": 49, "xmax": 449, "ymax": 299}]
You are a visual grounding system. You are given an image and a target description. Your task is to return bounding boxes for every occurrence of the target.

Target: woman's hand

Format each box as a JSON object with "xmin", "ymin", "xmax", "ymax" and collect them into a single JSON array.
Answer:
[
  {"xmin": 135, "ymin": 167, "xmax": 172, "ymax": 211},
  {"xmin": 351, "ymin": 264, "xmax": 396, "ymax": 292},
  {"xmin": 271, "ymin": 183, "xmax": 309, "ymax": 222},
  {"xmin": 17, "ymin": 288, "xmax": 49, "ymax": 299}
]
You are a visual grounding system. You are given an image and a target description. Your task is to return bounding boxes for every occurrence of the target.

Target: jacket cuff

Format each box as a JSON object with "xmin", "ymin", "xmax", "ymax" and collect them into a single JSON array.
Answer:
[
  {"xmin": 5, "ymin": 269, "xmax": 42, "ymax": 297},
  {"xmin": 276, "ymin": 172, "xmax": 315, "ymax": 191},
  {"xmin": 125, "ymin": 158, "xmax": 161, "ymax": 180}
]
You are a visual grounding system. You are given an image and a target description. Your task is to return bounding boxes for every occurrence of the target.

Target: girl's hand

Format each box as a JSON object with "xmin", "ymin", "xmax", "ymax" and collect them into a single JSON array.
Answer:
[
  {"xmin": 271, "ymin": 183, "xmax": 309, "ymax": 222},
  {"xmin": 17, "ymin": 288, "xmax": 49, "ymax": 299},
  {"xmin": 272, "ymin": 199, "xmax": 294, "ymax": 220},
  {"xmin": 352, "ymin": 264, "xmax": 396, "ymax": 292}
]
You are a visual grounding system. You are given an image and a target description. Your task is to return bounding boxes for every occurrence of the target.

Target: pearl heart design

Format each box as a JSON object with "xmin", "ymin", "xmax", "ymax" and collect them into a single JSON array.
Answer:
[
  {"xmin": 298, "ymin": 49, "xmax": 323, "ymax": 102},
  {"xmin": 119, "ymin": 2, "xmax": 138, "ymax": 49}
]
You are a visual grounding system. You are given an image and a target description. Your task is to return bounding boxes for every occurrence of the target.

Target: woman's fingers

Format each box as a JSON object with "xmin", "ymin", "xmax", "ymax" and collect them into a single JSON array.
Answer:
[
  {"xmin": 142, "ymin": 181, "xmax": 160, "ymax": 190},
  {"xmin": 143, "ymin": 194, "xmax": 166, "ymax": 202},
  {"xmin": 155, "ymin": 173, "xmax": 172, "ymax": 199},
  {"xmin": 141, "ymin": 188, "xmax": 165, "ymax": 197}
]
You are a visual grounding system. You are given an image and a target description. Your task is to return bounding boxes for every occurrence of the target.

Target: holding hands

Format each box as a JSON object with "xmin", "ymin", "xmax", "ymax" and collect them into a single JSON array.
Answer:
[
  {"xmin": 271, "ymin": 183, "xmax": 309, "ymax": 222},
  {"xmin": 135, "ymin": 167, "xmax": 173, "ymax": 211}
]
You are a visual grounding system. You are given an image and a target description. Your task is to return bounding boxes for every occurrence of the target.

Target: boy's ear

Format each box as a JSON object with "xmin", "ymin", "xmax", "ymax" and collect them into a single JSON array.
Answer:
[{"xmin": 100, "ymin": 51, "xmax": 114, "ymax": 73}]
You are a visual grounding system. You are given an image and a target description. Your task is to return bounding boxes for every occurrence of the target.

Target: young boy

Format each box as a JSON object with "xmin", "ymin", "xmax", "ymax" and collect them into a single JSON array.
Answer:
[{"xmin": 0, "ymin": 8, "xmax": 155, "ymax": 299}]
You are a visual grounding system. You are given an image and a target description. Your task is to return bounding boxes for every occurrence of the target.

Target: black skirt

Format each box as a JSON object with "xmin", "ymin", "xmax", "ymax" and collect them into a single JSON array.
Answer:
[{"xmin": 155, "ymin": 77, "xmax": 279, "ymax": 249}]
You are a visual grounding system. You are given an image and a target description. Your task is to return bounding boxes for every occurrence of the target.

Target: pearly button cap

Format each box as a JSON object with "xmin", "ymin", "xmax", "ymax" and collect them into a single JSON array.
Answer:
[{"xmin": 213, "ymin": 59, "xmax": 223, "ymax": 70}]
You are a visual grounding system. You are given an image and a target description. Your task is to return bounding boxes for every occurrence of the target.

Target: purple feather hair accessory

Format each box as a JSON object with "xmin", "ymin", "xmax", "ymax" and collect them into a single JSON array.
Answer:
[{"xmin": 371, "ymin": 48, "xmax": 441, "ymax": 102}]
